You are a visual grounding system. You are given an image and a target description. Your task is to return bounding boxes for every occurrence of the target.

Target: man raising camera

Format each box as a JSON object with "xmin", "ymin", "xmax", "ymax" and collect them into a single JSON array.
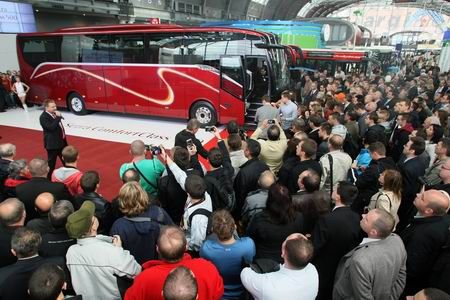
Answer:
[{"xmin": 119, "ymin": 139, "xmax": 165, "ymax": 197}]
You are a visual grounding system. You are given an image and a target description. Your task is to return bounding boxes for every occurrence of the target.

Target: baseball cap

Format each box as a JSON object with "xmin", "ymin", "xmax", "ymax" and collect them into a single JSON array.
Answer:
[{"xmin": 66, "ymin": 201, "xmax": 95, "ymax": 239}]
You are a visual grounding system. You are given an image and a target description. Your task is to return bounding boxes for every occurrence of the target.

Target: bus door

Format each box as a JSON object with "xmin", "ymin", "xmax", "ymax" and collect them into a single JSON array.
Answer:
[
  {"xmin": 244, "ymin": 56, "xmax": 269, "ymax": 104},
  {"xmin": 219, "ymin": 56, "xmax": 246, "ymax": 122}
]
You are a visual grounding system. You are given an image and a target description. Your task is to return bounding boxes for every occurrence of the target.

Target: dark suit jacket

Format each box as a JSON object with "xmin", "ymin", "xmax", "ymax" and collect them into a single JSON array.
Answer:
[
  {"xmin": 16, "ymin": 177, "xmax": 71, "ymax": 222},
  {"xmin": 308, "ymin": 128, "xmax": 321, "ymax": 146},
  {"xmin": 0, "ymin": 255, "xmax": 66, "ymax": 300},
  {"xmin": 0, "ymin": 225, "xmax": 19, "ymax": 268},
  {"xmin": 39, "ymin": 111, "xmax": 66, "ymax": 150},
  {"xmin": 312, "ymin": 206, "xmax": 362, "ymax": 300},
  {"xmin": 233, "ymin": 158, "xmax": 269, "ymax": 216},
  {"xmin": 400, "ymin": 215, "xmax": 450, "ymax": 296},
  {"xmin": 397, "ymin": 157, "xmax": 427, "ymax": 231},
  {"xmin": 288, "ymin": 159, "xmax": 322, "ymax": 193}
]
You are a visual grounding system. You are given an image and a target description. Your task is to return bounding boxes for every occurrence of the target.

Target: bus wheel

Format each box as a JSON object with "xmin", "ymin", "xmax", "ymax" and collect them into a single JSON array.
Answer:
[
  {"xmin": 190, "ymin": 101, "xmax": 217, "ymax": 126},
  {"xmin": 68, "ymin": 92, "xmax": 87, "ymax": 115}
]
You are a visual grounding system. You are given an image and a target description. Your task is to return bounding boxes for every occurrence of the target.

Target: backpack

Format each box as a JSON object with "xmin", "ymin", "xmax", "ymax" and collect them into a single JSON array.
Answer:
[
  {"xmin": 343, "ymin": 132, "xmax": 360, "ymax": 160},
  {"xmin": 188, "ymin": 208, "xmax": 212, "ymax": 236},
  {"xmin": 204, "ymin": 172, "xmax": 236, "ymax": 211}
]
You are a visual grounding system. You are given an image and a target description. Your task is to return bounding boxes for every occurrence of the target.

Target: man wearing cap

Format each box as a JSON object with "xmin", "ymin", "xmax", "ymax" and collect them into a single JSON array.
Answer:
[{"xmin": 66, "ymin": 201, "xmax": 141, "ymax": 299}]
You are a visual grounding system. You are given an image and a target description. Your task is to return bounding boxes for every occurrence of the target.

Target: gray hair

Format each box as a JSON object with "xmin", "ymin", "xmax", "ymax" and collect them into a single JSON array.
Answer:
[
  {"xmin": 49, "ymin": 200, "xmax": 74, "ymax": 228},
  {"xmin": 29, "ymin": 158, "xmax": 49, "ymax": 177},
  {"xmin": 0, "ymin": 143, "xmax": 16, "ymax": 158},
  {"xmin": 8, "ymin": 159, "xmax": 27, "ymax": 179}
]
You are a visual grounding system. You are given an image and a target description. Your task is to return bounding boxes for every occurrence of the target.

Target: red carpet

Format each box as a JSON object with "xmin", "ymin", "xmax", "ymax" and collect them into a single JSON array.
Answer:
[
  {"xmin": 1, "ymin": 125, "xmax": 130, "ymax": 200},
  {"xmin": 0, "ymin": 125, "xmax": 224, "ymax": 200}
]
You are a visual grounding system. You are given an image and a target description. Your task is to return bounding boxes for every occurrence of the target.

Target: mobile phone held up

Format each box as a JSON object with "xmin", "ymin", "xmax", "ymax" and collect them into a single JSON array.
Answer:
[
  {"xmin": 267, "ymin": 119, "xmax": 275, "ymax": 125},
  {"xmin": 205, "ymin": 126, "xmax": 215, "ymax": 132},
  {"xmin": 186, "ymin": 139, "xmax": 194, "ymax": 150}
]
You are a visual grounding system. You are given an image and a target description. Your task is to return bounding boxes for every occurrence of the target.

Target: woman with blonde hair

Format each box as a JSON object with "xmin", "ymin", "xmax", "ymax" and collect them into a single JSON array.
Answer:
[
  {"xmin": 367, "ymin": 169, "xmax": 402, "ymax": 228},
  {"xmin": 200, "ymin": 209, "xmax": 255, "ymax": 299},
  {"xmin": 110, "ymin": 181, "xmax": 173, "ymax": 264}
]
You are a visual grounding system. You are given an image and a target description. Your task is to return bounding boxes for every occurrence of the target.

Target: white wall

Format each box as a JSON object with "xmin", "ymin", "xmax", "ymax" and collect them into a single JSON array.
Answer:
[{"xmin": 0, "ymin": 34, "xmax": 18, "ymax": 71}]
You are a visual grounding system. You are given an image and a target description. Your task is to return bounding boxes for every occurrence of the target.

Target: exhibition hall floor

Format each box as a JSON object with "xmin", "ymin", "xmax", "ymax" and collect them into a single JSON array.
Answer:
[{"xmin": 0, "ymin": 106, "xmax": 220, "ymax": 199}]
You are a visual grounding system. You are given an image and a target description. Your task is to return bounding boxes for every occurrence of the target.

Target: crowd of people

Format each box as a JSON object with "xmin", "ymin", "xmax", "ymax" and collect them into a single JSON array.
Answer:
[
  {"xmin": 0, "ymin": 70, "xmax": 30, "ymax": 112},
  {"xmin": 1, "ymin": 54, "xmax": 450, "ymax": 300}
]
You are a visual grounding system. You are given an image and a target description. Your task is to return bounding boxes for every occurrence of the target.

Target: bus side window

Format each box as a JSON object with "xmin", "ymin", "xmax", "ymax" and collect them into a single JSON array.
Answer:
[
  {"xmin": 147, "ymin": 34, "xmax": 184, "ymax": 64},
  {"xmin": 110, "ymin": 34, "xmax": 145, "ymax": 64},
  {"xmin": 61, "ymin": 36, "xmax": 81, "ymax": 63},
  {"xmin": 20, "ymin": 37, "xmax": 60, "ymax": 67}
]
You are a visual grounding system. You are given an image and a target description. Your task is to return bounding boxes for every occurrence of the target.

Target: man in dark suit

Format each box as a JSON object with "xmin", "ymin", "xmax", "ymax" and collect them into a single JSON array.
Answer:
[
  {"xmin": 397, "ymin": 137, "xmax": 428, "ymax": 232},
  {"xmin": 0, "ymin": 227, "xmax": 66, "ymax": 300},
  {"xmin": 16, "ymin": 158, "xmax": 71, "ymax": 222},
  {"xmin": 0, "ymin": 198, "xmax": 25, "ymax": 268},
  {"xmin": 288, "ymin": 139, "xmax": 322, "ymax": 193},
  {"xmin": 312, "ymin": 181, "xmax": 362, "ymax": 300},
  {"xmin": 39, "ymin": 99, "xmax": 67, "ymax": 178},
  {"xmin": 233, "ymin": 139, "xmax": 269, "ymax": 218},
  {"xmin": 400, "ymin": 189, "xmax": 450, "ymax": 297}
]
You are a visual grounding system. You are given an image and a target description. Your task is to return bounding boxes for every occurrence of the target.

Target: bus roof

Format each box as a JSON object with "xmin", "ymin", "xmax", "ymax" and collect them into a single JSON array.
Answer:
[{"xmin": 17, "ymin": 24, "xmax": 271, "ymax": 38}]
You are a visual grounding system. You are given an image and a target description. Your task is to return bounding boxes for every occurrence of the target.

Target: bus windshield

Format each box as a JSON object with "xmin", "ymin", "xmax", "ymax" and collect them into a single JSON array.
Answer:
[{"xmin": 268, "ymin": 48, "xmax": 290, "ymax": 91}]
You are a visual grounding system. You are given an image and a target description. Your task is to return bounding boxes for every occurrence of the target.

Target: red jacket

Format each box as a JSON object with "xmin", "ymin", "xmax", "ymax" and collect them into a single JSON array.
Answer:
[
  {"xmin": 125, "ymin": 253, "xmax": 223, "ymax": 300},
  {"xmin": 51, "ymin": 167, "xmax": 83, "ymax": 196}
]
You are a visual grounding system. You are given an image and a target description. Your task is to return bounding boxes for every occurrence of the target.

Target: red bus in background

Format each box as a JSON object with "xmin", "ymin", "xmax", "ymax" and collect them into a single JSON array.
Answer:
[
  {"xmin": 17, "ymin": 24, "xmax": 290, "ymax": 126},
  {"xmin": 288, "ymin": 47, "xmax": 377, "ymax": 76}
]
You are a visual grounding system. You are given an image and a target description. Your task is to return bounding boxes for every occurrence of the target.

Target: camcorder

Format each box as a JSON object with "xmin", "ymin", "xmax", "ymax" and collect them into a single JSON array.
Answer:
[{"xmin": 145, "ymin": 144, "xmax": 161, "ymax": 155}]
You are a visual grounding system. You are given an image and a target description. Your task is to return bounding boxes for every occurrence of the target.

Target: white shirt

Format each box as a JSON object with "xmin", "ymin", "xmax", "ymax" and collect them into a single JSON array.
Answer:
[{"xmin": 241, "ymin": 263, "xmax": 318, "ymax": 300}]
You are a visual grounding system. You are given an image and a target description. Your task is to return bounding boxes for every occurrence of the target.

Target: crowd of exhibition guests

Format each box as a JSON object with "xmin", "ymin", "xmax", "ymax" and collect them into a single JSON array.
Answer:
[{"xmin": 1, "ymin": 55, "xmax": 450, "ymax": 300}]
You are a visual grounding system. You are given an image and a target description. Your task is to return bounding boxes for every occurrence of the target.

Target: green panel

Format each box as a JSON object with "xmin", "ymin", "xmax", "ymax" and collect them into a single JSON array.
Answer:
[{"xmin": 279, "ymin": 34, "xmax": 319, "ymax": 48}]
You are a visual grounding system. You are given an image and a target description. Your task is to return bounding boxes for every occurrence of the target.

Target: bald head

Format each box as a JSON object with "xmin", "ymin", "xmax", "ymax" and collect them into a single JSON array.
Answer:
[
  {"xmin": 35, "ymin": 192, "xmax": 55, "ymax": 213},
  {"xmin": 422, "ymin": 190, "xmax": 449, "ymax": 216},
  {"xmin": 130, "ymin": 140, "xmax": 145, "ymax": 156},
  {"xmin": 0, "ymin": 198, "xmax": 25, "ymax": 227},
  {"xmin": 157, "ymin": 226, "xmax": 187, "ymax": 262},
  {"xmin": 329, "ymin": 135, "xmax": 344, "ymax": 150},
  {"xmin": 258, "ymin": 170, "xmax": 276, "ymax": 190},
  {"xmin": 29, "ymin": 158, "xmax": 49, "ymax": 177}
]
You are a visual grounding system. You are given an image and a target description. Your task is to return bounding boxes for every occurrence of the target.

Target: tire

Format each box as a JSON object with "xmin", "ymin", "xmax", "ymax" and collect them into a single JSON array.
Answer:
[
  {"xmin": 189, "ymin": 101, "xmax": 217, "ymax": 126},
  {"xmin": 68, "ymin": 92, "xmax": 87, "ymax": 115}
]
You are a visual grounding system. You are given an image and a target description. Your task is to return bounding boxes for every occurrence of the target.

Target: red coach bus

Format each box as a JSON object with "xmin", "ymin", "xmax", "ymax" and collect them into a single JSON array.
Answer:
[
  {"xmin": 17, "ymin": 24, "xmax": 290, "ymax": 126},
  {"xmin": 287, "ymin": 47, "xmax": 380, "ymax": 77}
]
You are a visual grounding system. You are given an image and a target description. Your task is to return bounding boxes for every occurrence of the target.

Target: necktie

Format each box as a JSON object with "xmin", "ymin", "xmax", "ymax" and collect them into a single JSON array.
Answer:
[{"xmin": 52, "ymin": 113, "xmax": 66, "ymax": 139}]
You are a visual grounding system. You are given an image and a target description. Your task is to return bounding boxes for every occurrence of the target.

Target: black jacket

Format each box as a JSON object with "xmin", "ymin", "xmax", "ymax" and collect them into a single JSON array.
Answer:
[
  {"xmin": 353, "ymin": 156, "xmax": 397, "ymax": 214},
  {"xmin": 73, "ymin": 191, "xmax": 112, "ymax": 233},
  {"xmin": 40, "ymin": 227, "xmax": 76, "ymax": 258},
  {"xmin": 247, "ymin": 211, "xmax": 304, "ymax": 263},
  {"xmin": 0, "ymin": 158, "xmax": 11, "ymax": 201},
  {"xmin": 397, "ymin": 156, "xmax": 428, "ymax": 231},
  {"xmin": 364, "ymin": 124, "xmax": 386, "ymax": 145},
  {"xmin": 288, "ymin": 159, "xmax": 322, "ymax": 194},
  {"xmin": 0, "ymin": 225, "xmax": 18, "ymax": 268},
  {"xmin": 159, "ymin": 167, "xmax": 202, "ymax": 225},
  {"xmin": 39, "ymin": 111, "xmax": 67, "ymax": 150},
  {"xmin": 16, "ymin": 177, "xmax": 71, "ymax": 222},
  {"xmin": 233, "ymin": 158, "xmax": 269, "ymax": 217},
  {"xmin": 277, "ymin": 156, "xmax": 299, "ymax": 188},
  {"xmin": 174, "ymin": 129, "xmax": 209, "ymax": 159},
  {"xmin": 0, "ymin": 255, "xmax": 66, "ymax": 300},
  {"xmin": 312, "ymin": 206, "xmax": 362, "ymax": 300},
  {"xmin": 400, "ymin": 215, "xmax": 450, "ymax": 296}
]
